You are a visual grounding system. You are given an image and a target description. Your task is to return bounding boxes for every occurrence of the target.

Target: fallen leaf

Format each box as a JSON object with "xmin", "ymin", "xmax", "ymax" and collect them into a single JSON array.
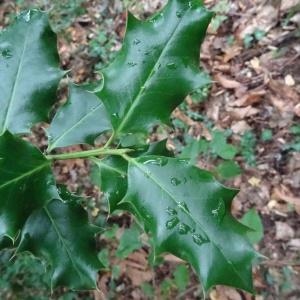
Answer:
[
  {"xmin": 275, "ymin": 221, "xmax": 295, "ymax": 240},
  {"xmin": 248, "ymin": 177, "xmax": 261, "ymax": 187},
  {"xmin": 230, "ymin": 90, "xmax": 266, "ymax": 107},
  {"xmin": 281, "ymin": 0, "xmax": 299, "ymax": 11},
  {"xmin": 231, "ymin": 120, "xmax": 251, "ymax": 134},
  {"xmin": 215, "ymin": 73, "xmax": 242, "ymax": 89},
  {"xmin": 294, "ymin": 103, "xmax": 300, "ymax": 117},
  {"xmin": 227, "ymin": 106, "xmax": 260, "ymax": 119},
  {"xmin": 273, "ymin": 186, "xmax": 300, "ymax": 214}
]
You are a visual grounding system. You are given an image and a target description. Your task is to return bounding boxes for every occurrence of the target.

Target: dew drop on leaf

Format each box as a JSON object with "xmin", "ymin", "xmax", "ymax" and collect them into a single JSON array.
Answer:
[
  {"xmin": 176, "ymin": 11, "xmax": 183, "ymax": 18},
  {"xmin": 211, "ymin": 198, "xmax": 226, "ymax": 223},
  {"xmin": 23, "ymin": 10, "xmax": 31, "ymax": 22},
  {"xmin": 177, "ymin": 201, "xmax": 190, "ymax": 213},
  {"xmin": 171, "ymin": 177, "xmax": 181, "ymax": 186},
  {"xmin": 167, "ymin": 62, "xmax": 177, "ymax": 70},
  {"xmin": 127, "ymin": 62, "xmax": 138, "ymax": 67},
  {"xmin": 166, "ymin": 207, "xmax": 177, "ymax": 216},
  {"xmin": 166, "ymin": 217, "xmax": 179, "ymax": 230},
  {"xmin": 1, "ymin": 48, "xmax": 12, "ymax": 59},
  {"xmin": 192, "ymin": 233, "xmax": 209, "ymax": 246},
  {"xmin": 133, "ymin": 39, "xmax": 141, "ymax": 45},
  {"xmin": 178, "ymin": 223, "xmax": 191, "ymax": 235}
]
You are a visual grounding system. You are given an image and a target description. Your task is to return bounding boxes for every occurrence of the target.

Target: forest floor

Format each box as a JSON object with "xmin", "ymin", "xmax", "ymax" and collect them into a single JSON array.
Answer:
[{"xmin": 0, "ymin": 0, "xmax": 300, "ymax": 299}]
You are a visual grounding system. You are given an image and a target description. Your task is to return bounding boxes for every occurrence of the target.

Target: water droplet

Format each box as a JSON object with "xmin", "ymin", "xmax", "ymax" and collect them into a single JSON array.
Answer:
[
  {"xmin": 127, "ymin": 62, "xmax": 138, "ymax": 67},
  {"xmin": 178, "ymin": 223, "xmax": 191, "ymax": 235},
  {"xmin": 23, "ymin": 10, "xmax": 31, "ymax": 22},
  {"xmin": 177, "ymin": 201, "xmax": 190, "ymax": 212},
  {"xmin": 167, "ymin": 62, "xmax": 177, "ymax": 70},
  {"xmin": 176, "ymin": 11, "xmax": 182, "ymax": 18},
  {"xmin": 166, "ymin": 207, "xmax": 177, "ymax": 216},
  {"xmin": 192, "ymin": 233, "xmax": 209, "ymax": 246},
  {"xmin": 133, "ymin": 38, "xmax": 141, "ymax": 45},
  {"xmin": 171, "ymin": 177, "xmax": 181, "ymax": 186},
  {"xmin": 211, "ymin": 199, "xmax": 226, "ymax": 223},
  {"xmin": 166, "ymin": 217, "xmax": 179, "ymax": 230},
  {"xmin": 1, "ymin": 48, "xmax": 12, "ymax": 59},
  {"xmin": 112, "ymin": 113, "xmax": 119, "ymax": 121},
  {"xmin": 145, "ymin": 170, "xmax": 151, "ymax": 178}
]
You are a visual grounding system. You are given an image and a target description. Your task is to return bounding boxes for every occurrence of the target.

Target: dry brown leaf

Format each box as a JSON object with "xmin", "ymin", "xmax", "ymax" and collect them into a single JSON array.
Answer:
[
  {"xmin": 230, "ymin": 90, "xmax": 266, "ymax": 107},
  {"xmin": 275, "ymin": 221, "xmax": 295, "ymax": 240},
  {"xmin": 273, "ymin": 186, "xmax": 300, "ymax": 214},
  {"xmin": 281, "ymin": 0, "xmax": 300, "ymax": 11},
  {"xmin": 227, "ymin": 106, "xmax": 260, "ymax": 119},
  {"xmin": 210, "ymin": 287, "xmax": 242, "ymax": 300},
  {"xmin": 231, "ymin": 120, "xmax": 251, "ymax": 134},
  {"xmin": 269, "ymin": 95, "xmax": 294, "ymax": 113},
  {"xmin": 215, "ymin": 73, "xmax": 242, "ymax": 89},
  {"xmin": 238, "ymin": 5, "xmax": 278, "ymax": 39},
  {"xmin": 294, "ymin": 103, "xmax": 300, "ymax": 117},
  {"xmin": 223, "ymin": 46, "xmax": 243, "ymax": 63},
  {"xmin": 269, "ymin": 80, "xmax": 300, "ymax": 102}
]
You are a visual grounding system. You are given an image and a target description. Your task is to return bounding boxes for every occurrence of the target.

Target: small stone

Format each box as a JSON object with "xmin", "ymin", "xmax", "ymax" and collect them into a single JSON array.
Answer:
[
  {"xmin": 275, "ymin": 221, "xmax": 294, "ymax": 240},
  {"xmin": 285, "ymin": 74, "xmax": 295, "ymax": 86}
]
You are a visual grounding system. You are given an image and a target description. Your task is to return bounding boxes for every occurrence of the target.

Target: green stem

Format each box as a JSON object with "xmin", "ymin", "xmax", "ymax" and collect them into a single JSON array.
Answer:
[
  {"xmin": 103, "ymin": 132, "xmax": 116, "ymax": 149},
  {"xmin": 46, "ymin": 148, "xmax": 133, "ymax": 161}
]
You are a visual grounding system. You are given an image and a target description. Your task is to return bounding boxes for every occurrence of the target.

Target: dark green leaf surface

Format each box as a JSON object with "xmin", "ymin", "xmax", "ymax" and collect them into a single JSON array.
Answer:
[
  {"xmin": 97, "ymin": 0, "xmax": 212, "ymax": 136},
  {"xmin": 122, "ymin": 156, "xmax": 256, "ymax": 292},
  {"xmin": 18, "ymin": 199, "xmax": 102, "ymax": 290},
  {"xmin": 91, "ymin": 140, "xmax": 172, "ymax": 212},
  {"xmin": 0, "ymin": 10, "xmax": 63, "ymax": 135},
  {"xmin": 91, "ymin": 156, "xmax": 128, "ymax": 213},
  {"xmin": 47, "ymin": 85, "xmax": 111, "ymax": 151},
  {"xmin": 0, "ymin": 132, "xmax": 59, "ymax": 240}
]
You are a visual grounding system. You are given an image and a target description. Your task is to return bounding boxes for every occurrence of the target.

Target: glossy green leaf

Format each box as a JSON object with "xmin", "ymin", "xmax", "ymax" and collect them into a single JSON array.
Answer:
[
  {"xmin": 241, "ymin": 209, "xmax": 264, "ymax": 245},
  {"xmin": 97, "ymin": 0, "xmax": 212, "ymax": 136},
  {"xmin": 47, "ymin": 85, "xmax": 111, "ymax": 151},
  {"xmin": 91, "ymin": 140, "xmax": 173, "ymax": 212},
  {"xmin": 0, "ymin": 10, "xmax": 63, "ymax": 135},
  {"xmin": 91, "ymin": 156, "xmax": 128, "ymax": 213},
  {"xmin": 122, "ymin": 156, "xmax": 256, "ymax": 292},
  {"xmin": 0, "ymin": 131, "xmax": 59, "ymax": 240},
  {"xmin": 18, "ymin": 198, "xmax": 102, "ymax": 290}
]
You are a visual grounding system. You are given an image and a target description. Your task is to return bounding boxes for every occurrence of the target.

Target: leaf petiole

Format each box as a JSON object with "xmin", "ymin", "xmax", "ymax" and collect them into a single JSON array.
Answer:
[{"xmin": 46, "ymin": 148, "xmax": 133, "ymax": 161}]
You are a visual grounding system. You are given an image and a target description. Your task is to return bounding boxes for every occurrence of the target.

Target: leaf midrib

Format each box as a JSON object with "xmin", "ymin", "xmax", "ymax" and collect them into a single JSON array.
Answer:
[
  {"xmin": 0, "ymin": 162, "xmax": 49, "ymax": 190},
  {"xmin": 1, "ymin": 26, "xmax": 30, "ymax": 135},
  {"xmin": 129, "ymin": 157, "xmax": 249, "ymax": 288},
  {"xmin": 48, "ymin": 103, "xmax": 104, "ymax": 151},
  {"xmin": 114, "ymin": 7, "xmax": 189, "ymax": 135},
  {"xmin": 44, "ymin": 205, "xmax": 85, "ymax": 283}
]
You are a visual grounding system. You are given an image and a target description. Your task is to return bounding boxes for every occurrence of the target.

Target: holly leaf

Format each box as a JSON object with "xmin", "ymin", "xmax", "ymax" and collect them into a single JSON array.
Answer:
[
  {"xmin": 18, "ymin": 197, "xmax": 103, "ymax": 290},
  {"xmin": 91, "ymin": 156, "xmax": 128, "ymax": 213},
  {"xmin": 91, "ymin": 140, "xmax": 172, "ymax": 212},
  {"xmin": 97, "ymin": 0, "xmax": 212, "ymax": 136},
  {"xmin": 0, "ymin": 131, "xmax": 59, "ymax": 240},
  {"xmin": 0, "ymin": 10, "xmax": 63, "ymax": 135},
  {"xmin": 47, "ymin": 85, "xmax": 111, "ymax": 151},
  {"xmin": 122, "ymin": 156, "xmax": 257, "ymax": 292}
]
